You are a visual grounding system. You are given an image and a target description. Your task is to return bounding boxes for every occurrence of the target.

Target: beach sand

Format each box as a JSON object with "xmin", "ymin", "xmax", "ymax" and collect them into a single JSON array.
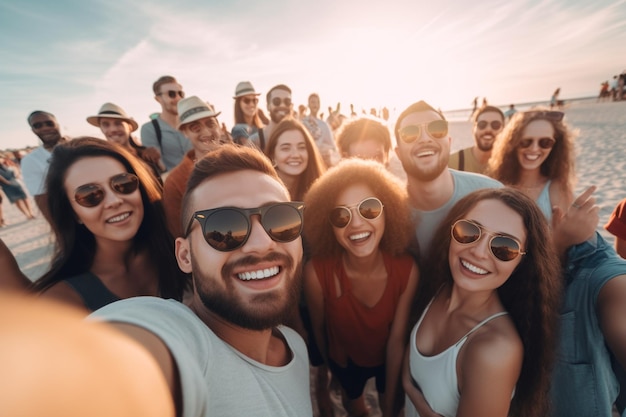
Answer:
[{"xmin": 1, "ymin": 99, "xmax": 625, "ymax": 416}]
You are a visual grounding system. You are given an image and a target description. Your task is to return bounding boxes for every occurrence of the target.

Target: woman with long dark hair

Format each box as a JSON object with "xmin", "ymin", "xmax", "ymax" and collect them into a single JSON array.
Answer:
[{"xmin": 32, "ymin": 137, "xmax": 188, "ymax": 312}]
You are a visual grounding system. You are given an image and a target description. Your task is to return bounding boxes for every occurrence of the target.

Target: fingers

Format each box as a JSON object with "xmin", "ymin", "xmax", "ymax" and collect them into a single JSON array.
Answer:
[{"xmin": 572, "ymin": 185, "xmax": 597, "ymax": 209}]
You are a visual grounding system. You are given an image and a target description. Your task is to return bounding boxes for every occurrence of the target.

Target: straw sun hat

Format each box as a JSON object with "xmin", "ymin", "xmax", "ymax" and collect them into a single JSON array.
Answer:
[
  {"xmin": 177, "ymin": 96, "xmax": 221, "ymax": 129},
  {"xmin": 233, "ymin": 81, "xmax": 261, "ymax": 99},
  {"xmin": 86, "ymin": 103, "xmax": 139, "ymax": 132}
]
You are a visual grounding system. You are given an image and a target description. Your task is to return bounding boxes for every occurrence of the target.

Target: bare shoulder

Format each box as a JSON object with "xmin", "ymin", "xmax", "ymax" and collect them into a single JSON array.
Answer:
[{"xmin": 40, "ymin": 282, "xmax": 89, "ymax": 312}]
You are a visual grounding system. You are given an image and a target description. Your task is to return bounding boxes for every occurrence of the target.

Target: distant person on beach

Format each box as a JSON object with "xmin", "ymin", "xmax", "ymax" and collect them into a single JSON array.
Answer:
[
  {"xmin": 610, "ymin": 75, "xmax": 620, "ymax": 101},
  {"xmin": 469, "ymin": 97, "xmax": 478, "ymax": 120},
  {"xmin": 246, "ymin": 84, "xmax": 293, "ymax": 150},
  {"xmin": 0, "ymin": 155, "xmax": 36, "ymax": 222},
  {"xmin": 87, "ymin": 102, "xmax": 165, "ymax": 181},
  {"xmin": 0, "ymin": 237, "xmax": 31, "ymax": 290},
  {"xmin": 163, "ymin": 96, "xmax": 232, "ymax": 238},
  {"xmin": 23, "ymin": 110, "xmax": 69, "ymax": 223},
  {"xmin": 230, "ymin": 81, "xmax": 264, "ymax": 145},
  {"xmin": 304, "ymin": 159, "xmax": 418, "ymax": 416},
  {"xmin": 487, "ymin": 109, "xmax": 575, "ymax": 221},
  {"xmin": 263, "ymin": 118, "xmax": 326, "ymax": 202},
  {"xmin": 606, "ymin": 198, "xmax": 626, "ymax": 258},
  {"xmin": 336, "ymin": 116, "xmax": 392, "ymax": 166},
  {"xmin": 550, "ymin": 88, "xmax": 563, "ymax": 109},
  {"xmin": 301, "ymin": 93, "xmax": 338, "ymax": 167},
  {"xmin": 448, "ymin": 105, "xmax": 505, "ymax": 175},
  {"xmin": 393, "ymin": 100, "xmax": 502, "ymax": 259},
  {"xmin": 598, "ymin": 81, "xmax": 611, "ymax": 102},
  {"xmin": 90, "ymin": 145, "xmax": 312, "ymax": 416},
  {"xmin": 32, "ymin": 137, "xmax": 189, "ymax": 313},
  {"xmin": 503, "ymin": 104, "xmax": 517, "ymax": 121},
  {"xmin": 140, "ymin": 75, "xmax": 191, "ymax": 171},
  {"xmin": 404, "ymin": 188, "xmax": 561, "ymax": 417}
]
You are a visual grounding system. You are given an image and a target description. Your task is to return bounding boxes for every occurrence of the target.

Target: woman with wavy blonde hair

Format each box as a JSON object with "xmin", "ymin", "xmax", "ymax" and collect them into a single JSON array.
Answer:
[{"xmin": 304, "ymin": 158, "xmax": 419, "ymax": 416}]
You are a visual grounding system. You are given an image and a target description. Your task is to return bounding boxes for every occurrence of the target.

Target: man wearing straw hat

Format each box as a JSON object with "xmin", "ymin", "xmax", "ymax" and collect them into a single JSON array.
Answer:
[
  {"xmin": 87, "ymin": 103, "xmax": 165, "ymax": 178},
  {"xmin": 140, "ymin": 75, "xmax": 191, "ymax": 171},
  {"xmin": 162, "ymin": 96, "xmax": 232, "ymax": 238}
]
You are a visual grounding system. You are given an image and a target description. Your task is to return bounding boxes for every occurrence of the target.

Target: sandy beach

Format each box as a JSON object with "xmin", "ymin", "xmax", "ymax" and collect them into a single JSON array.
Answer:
[{"xmin": 1, "ymin": 99, "xmax": 625, "ymax": 416}]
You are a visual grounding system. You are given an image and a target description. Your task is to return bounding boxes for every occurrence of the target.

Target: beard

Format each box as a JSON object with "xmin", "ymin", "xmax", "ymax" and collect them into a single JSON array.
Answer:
[
  {"xmin": 270, "ymin": 107, "xmax": 290, "ymax": 124},
  {"xmin": 476, "ymin": 134, "xmax": 495, "ymax": 152},
  {"xmin": 398, "ymin": 150, "xmax": 449, "ymax": 182},
  {"xmin": 193, "ymin": 252, "xmax": 303, "ymax": 331}
]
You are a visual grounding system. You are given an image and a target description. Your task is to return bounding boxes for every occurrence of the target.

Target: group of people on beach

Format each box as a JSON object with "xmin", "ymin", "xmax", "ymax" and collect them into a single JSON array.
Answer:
[{"xmin": 2, "ymin": 75, "xmax": 626, "ymax": 417}]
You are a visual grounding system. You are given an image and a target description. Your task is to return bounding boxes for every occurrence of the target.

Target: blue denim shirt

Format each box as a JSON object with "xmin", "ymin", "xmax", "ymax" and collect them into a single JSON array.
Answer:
[{"xmin": 551, "ymin": 232, "xmax": 626, "ymax": 417}]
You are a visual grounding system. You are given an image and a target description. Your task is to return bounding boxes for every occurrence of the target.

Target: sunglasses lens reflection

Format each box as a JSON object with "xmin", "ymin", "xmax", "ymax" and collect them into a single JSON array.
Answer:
[
  {"xmin": 75, "ymin": 185, "xmax": 105, "ymax": 207},
  {"xmin": 359, "ymin": 198, "xmax": 383, "ymax": 220},
  {"xmin": 204, "ymin": 209, "xmax": 249, "ymax": 251},
  {"xmin": 451, "ymin": 220, "xmax": 521, "ymax": 262},
  {"xmin": 330, "ymin": 207, "xmax": 351, "ymax": 228}
]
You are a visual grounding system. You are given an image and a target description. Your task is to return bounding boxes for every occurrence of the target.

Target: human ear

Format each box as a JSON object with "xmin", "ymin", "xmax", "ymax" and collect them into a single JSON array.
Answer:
[{"xmin": 175, "ymin": 237, "xmax": 193, "ymax": 273}]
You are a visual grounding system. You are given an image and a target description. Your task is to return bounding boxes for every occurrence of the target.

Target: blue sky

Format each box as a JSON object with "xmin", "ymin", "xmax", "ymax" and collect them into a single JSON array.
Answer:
[{"xmin": 2, "ymin": 0, "xmax": 625, "ymax": 149}]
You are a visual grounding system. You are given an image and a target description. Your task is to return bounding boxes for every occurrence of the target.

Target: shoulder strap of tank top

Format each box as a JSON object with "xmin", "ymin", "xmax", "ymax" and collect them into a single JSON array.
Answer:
[{"xmin": 456, "ymin": 311, "xmax": 509, "ymax": 345}]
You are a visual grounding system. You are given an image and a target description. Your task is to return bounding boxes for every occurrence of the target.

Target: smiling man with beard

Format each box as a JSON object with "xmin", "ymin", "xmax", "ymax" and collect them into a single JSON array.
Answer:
[
  {"xmin": 91, "ymin": 145, "xmax": 312, "ymax": 417},
  {"xmin": 449, "ymin": 105, "xmax": 505, "ymax": 174},
  {"xmin": 394, "ymin": 101, "xmax": 502, "ymax": 259},
  {"xmin": 247, "ymin": 84, "xmax": 293, "ymax": 151}
]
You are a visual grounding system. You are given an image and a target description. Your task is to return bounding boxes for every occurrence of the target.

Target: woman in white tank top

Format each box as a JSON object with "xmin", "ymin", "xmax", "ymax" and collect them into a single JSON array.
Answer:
[{"xmin": 403, "ymin": 188, "xmax": 562, "ymax": 417}]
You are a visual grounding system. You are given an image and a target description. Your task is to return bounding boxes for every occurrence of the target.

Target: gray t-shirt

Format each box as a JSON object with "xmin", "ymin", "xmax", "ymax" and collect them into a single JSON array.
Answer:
[
  {"xmin": 91, "ymin": 297, "xmax": 313, "ymax": 417},
  {"xmin": 140, "ymin": 117, "xmax": 192, "ymax": 171},
  {"xmin": 414, "ymin": 169, "xmax": 503, "ymax": 259}
]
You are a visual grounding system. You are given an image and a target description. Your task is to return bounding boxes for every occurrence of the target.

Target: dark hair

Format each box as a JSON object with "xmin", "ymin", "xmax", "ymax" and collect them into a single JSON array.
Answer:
[
  {"xmin": 266, "ymin": 84, "xmax": 292, "ymax": 105},
  {"xmin": 415, "ymin": 187, "xmax": 562, "ymax": 417},
  {"xmin": 27, "ymin": 110, "xmax": 56, "ymax": 126},
  {"xmin": 33, "ymin": 137, "xmax": 188, "ymax": 300},
  {"xmin": 473, "ymin": 105, "xmax": 505, "ymax": 123},
  {"xmin": 303, "ymin": 158, "xmax": 413, "ymax": 257},
  {"xmin": 263, "ymin": 118, "xmax": 326, "ymax": 201},
  {"xmin": 335, "ymin": 117, "xmax": 392, "ymax": 156},
  {"xmin": 394, "ymin": 100, "xmax": 446, "ymax": 143},
  {"xmin": 181, "ymin": 145, "xmax": 281, "ymax": 231},
  {"xmin": 234, "ymin": 97, "xmax": 264, "ymax": 128},
  {"xmin": 152, "ymin": 75, "xmax": 178, "ymax": 95},
  {"xmin": 487, "ymin": 107, "xmax": 576, "ymax": 195}
]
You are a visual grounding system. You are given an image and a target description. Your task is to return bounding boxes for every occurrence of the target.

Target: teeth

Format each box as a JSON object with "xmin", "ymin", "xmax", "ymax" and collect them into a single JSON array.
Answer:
[
  {"xmin": 525, "ymin": 154, "xmax": 540, "ymax": 161},
  {"xmin": 349, "ymin": 231, "xmax": 370, "ymax": 241},
  {"xmin": 417, "ymin": 150, "xmax": 435, "ymax": 157},
  {"xmin": 237, "ymin": 266, "xmax": 279, "ymax": 281},
  {"xmin": 107, "ymin": 213, "xmax": 130, "ymax": 223},
  {"xmin": 461, "ymin": 259, "xmax": 488, "ymax": 275}
]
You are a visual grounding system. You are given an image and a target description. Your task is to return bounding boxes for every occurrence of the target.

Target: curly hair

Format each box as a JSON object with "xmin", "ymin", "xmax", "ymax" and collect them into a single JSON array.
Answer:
[
  {"xmin": 33, "ymin": 137, "xmax": 189, "ymax": 300},
  {"xmin": 415, "ymin": 187, "xmax": 562, "ymax": 417},
  {"xmin": 303, "ymin": 158, "xmax": 413, "ymax": 258},
  {"xmin": 264, "ymin": 117, "xmax": 326, "ymax": 201},
  {"xmin": 487, "ymin": 107, "xmax": 577, "ymax": 194}
]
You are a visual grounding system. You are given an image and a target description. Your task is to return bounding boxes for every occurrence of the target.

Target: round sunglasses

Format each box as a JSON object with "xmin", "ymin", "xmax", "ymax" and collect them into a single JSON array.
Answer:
[
  {"xmin": 451, "ymin": 219, "xmax": 526, "ymax": 262},
  {"xmin": 185, "ymin": 202, "xmax": 304, "ymax": 252},
  {"xmin": 329, "ymin": 197, "xmax": 384, "ymax": 228},
  {"xmin": 519, "ymin": 137, "xmax": 555, "ymax": 149},
  {"xmin": 398, "ymin": 120, "xmax": 448, "ymax": 143},
  {"xmin": 73, "ymin": 173, "xmax": 139, "ymax": 208},
  {"xmin": 476, "ymin": 120, "xmax": 502, "ymax": 130}
]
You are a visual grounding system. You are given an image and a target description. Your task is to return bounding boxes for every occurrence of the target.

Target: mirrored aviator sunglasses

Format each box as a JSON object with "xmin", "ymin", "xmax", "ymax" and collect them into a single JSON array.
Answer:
[
  {"xmin": 329, "ymin": 197, "xmax": 384, "ymax": 228},
  {"xmin": 73, "ymin": 173, "xmax": 140, "ymax": 208},
  {"xmin": 450, "ymin": 219, "xmax": 525, "ymax": 262},
  {"xmin": 186, "ymin": 202, "xmax": 304, "ymax": 252},
  {"xmin": 399, "ymin": 120, "xmax": 448, "ymax": 143}
]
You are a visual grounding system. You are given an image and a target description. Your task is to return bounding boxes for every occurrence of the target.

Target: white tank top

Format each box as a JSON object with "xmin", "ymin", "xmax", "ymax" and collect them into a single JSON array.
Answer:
[{"xmin": 405, "ymin": 300, "xmax": 509, "ymax": 417}]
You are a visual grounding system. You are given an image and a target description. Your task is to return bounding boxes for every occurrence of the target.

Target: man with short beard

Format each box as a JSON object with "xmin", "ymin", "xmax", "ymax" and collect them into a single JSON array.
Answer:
[
  {"xmin": 394, "ymin": 101, "xmax": 502, "ymax": 258},
  {"xmin": 91, "ymin": 145, "xmax": 312, "ymax": 417},
  {"xmin": 247, "ymin": 84, "xmax": 293, "ymax": 150},
  {"xmin": 448, "ymin": 105, "xmax": 505, "ymax": 174},
  {"xmin": 23, "ymin": 110, "xmax": 69, "ymax": 223}
]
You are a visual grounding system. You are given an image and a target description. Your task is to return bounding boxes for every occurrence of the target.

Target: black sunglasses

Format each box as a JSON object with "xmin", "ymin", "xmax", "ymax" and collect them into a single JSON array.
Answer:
[
  {"xmin": 476, "ymin": 120, "xmax": 502, "ymax": 130},
  {"xmin": 519, "ymin": 137, "xmax": 556, "ymax": 149},
  {"xmin": 158, "ymin": 90, "xmax": 185, "ymax": 99},
  {"xmin": 271, "ymin": 97, "xmax": 292, "ymax": 107},
  {"xmin": 242, "ymin": 97, "xmax": 259, "ymax": 105},
  {"xmin": 329, "ymin": 197, "xmax": 384, "ymax": 228},
  {"xmin": 523, "ymin": 110, "xmax": 564, "ymax": 121},
  {"xmin": 32, "ymin": 121, "xmax": 55, "ymax": 129},
  {"xmin": 451, "ymin": 219, "xmax": 525, "ymax": 262},
  {"xmin": 73, "ymin": 173, "xmax": 139, "ymax": 208},
  {"xmin": 185, "ymin": 202, "xmax": 304, "ymax": 252},
  {"xmin": 398, "ymin": 120, "xmax": 448, "ymax": 143}
]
